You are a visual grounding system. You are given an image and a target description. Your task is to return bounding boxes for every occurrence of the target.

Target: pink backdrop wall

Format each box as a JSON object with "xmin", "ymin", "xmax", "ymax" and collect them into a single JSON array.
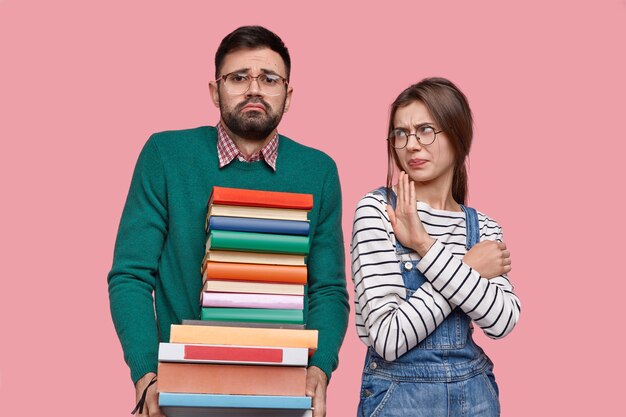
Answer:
[{"xmin": 1, "ymin": 0, "xmax": 625, "ymax": 415}]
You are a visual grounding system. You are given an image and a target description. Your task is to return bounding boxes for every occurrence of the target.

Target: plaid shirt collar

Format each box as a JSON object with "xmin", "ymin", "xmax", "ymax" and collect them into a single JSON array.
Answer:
[{"xmin": 216, "ymin": 122, "xmax": 278, "ymax": 171}]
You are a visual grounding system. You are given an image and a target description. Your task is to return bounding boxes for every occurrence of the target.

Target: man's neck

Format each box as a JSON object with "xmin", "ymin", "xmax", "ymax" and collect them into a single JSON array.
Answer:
[{"xmin": 220, "ymin": 120, "xmax": 276, "ymax": 159}]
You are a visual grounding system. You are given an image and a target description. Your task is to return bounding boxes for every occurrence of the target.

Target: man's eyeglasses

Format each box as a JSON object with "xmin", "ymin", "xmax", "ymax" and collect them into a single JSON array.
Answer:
[
  {"xmin": 215, "ymin": 71, "xmax": 289, "ymax": 96},
  {"xmin": 387, "ymin": 125, "xmax": 443, "ymax": 149}
]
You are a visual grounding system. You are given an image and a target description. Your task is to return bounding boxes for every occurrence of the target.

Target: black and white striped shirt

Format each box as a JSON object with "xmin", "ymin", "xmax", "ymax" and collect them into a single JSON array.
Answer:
[{"xmin": 351, "ymin": 192, "xmax": 521, "ymax": 361}]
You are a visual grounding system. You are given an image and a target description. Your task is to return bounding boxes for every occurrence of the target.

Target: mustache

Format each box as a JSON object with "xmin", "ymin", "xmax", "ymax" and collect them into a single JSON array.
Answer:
[{"xmin": 235, "ymin": 98, "xmax": 270, "ymax": 112}]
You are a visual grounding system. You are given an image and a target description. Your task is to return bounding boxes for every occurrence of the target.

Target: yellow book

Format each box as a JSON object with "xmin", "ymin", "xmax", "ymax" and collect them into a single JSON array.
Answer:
[{"xmin": 169, "ymin": 325, "xmax": 318, "ymax": 353}]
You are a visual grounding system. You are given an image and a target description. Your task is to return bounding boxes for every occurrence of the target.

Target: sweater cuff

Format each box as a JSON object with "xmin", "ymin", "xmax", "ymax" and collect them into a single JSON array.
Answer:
[
  {"xmin": 417, "ymin": 239, "xmax": 447, "ymax": 278},
  {"xmin": 308, "ymin": 352, "xmax": 337, "ymax": 383},
  {"xmin": 127, "ymin": 352, "xmax": 158, "ymax": 384}
]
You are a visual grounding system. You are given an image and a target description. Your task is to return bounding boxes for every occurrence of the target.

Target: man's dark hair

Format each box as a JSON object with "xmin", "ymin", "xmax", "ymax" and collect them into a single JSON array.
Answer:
[{"xmin": 215, "ymin": 26, "xmax": 291, "ymax": 80}]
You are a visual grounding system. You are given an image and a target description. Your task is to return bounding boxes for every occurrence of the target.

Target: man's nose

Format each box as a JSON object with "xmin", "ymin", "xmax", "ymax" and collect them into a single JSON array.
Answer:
[{"xmin": 246, "ymin": 77, "xmax": 263, "ymax": 96}]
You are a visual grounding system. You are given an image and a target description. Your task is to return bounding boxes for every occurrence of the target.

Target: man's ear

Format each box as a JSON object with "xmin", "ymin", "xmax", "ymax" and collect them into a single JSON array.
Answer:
[
  {"xmin": 209, "ymin": 81, "xmax": 220, "ymax": 108},
  {"xmin": 283, "ymin": 86, "xmax": 293, "ymax": 113}
]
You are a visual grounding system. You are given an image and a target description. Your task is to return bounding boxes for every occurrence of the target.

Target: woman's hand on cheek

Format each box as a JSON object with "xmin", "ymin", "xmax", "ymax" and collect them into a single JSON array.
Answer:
[{"xmin": 386, "ymin": 171, "xmax": 435, "ymax": 257}]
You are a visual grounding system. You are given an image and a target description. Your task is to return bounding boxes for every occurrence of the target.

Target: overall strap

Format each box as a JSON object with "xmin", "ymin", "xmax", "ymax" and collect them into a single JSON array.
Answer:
[
  {"xmin": 460, "ymin": 205, "xmax": 480, "ymax": 249},
  {"xmin": 372, "ymin": 187, "xmax": 397, "ymax": 209}
]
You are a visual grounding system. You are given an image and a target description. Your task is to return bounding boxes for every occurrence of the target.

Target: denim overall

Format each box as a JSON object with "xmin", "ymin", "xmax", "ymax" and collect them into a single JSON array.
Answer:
[{"xmin": 358, "ymin": 188, "xmax": 500, "ymax": 417}]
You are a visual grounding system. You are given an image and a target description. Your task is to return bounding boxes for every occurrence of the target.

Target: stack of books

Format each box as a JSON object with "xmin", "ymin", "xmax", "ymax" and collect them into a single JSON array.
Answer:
[
  {"xmin": 201, "ymin": 186, "xmax": 313, "ymax": 325},
  {"xmin": 157, "ymin": 186, "xmax": 317, "ymax": 417}
]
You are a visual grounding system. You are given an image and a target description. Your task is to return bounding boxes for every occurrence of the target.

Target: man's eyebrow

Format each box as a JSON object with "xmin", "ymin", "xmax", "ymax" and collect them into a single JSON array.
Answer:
[
  {"xmin": 225, "ymin": 67, "xmax": 251, "ymax": 74},
  {"xmin": 260, "ymin": 68, "xmax": 281, "ymax": 76},
  {"xmin": 225, "ymin": 68, "xmax": 282, "ymax": 76}
]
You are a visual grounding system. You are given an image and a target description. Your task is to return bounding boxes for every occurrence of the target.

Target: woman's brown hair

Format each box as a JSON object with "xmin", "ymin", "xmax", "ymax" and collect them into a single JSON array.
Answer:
[{"xmin": 386, "ymin": 77, "xmax": 473, "ymax": 204}]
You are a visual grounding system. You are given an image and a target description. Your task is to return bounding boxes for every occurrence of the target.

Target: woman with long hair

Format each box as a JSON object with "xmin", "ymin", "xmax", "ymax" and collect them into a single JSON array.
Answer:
[{"xmin": 352, "ymin": 78, "xmax": 520, "ymax": 417}]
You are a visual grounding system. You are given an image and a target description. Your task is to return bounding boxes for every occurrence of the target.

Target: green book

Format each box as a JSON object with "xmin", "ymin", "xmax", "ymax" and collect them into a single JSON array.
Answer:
[
  {"xmin": 201, "ymin": 308, "xmax": 305, "ymax": 325},
  {"xmin": 207, "ymin": 230, "xmax": 310, "ymax": 255}
]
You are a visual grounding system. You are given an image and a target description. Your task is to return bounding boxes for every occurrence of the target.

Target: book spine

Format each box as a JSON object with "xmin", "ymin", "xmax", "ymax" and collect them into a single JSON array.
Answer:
[
  {"xmin": 209, "ymin": 205, "xmax": 309, "ymax": 222},
  {"xmin": 203, "ymin": 280, "xmax": 304, "ymax": 296},
  {"xmin": 201, "ymin": 292, "xmax": 304, "ymax": 310},
  {"xmin": 209, "ymin": 230, "xmax": 310, "ymax": 254},
  {"xmin": 181, "ymin": 319, "xmax": 306, "ymax": 329},
  {"xmin": 210, "ymin": 187, "xmax": 314, "ymax": 210},
  {"xmin": 202, "ymin": 261, "xmax": 307, "ymax": 284},
  {"xmin": 158, "ymin": 392, "xmax": 312, "ymax": 409},
  {"xmin": 204, "ymin": 250, "xmax": 306, "ymax": 267},
  {"xmin": 201, "ymin": 307, "xmax": 304, "ymax": 324},
  {"xmin": 157, "ymin": 363, "xmax": 307, "ymax": 396},
  {"xmin": 169, "ymin": 325, "xmax": 318, "ymax": 349},
  {"xmin": 208, "ymin": 216, "xmax": 310, "ymax": 236},
  {"xmin": 158, "ymin": 343, "xmax": 309, "ymax": 366}
]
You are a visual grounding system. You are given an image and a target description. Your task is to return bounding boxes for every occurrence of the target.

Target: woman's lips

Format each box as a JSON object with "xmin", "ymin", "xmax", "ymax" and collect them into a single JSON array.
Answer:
[{"xmin": 408, "ymin": 158, "xmax": 427, "ymax": 168}]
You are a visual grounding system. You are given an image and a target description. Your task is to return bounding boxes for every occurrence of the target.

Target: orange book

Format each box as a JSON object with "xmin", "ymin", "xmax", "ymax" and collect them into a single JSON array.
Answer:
[
  {"xmin": 157, "ymin": 363, "xmax": 307, "ymax": 396},
  {"xmin": 202, "ymin": 261, "xmax": 307, "ymax": 284},
  {"xmin": 209, "ymin": 186, "xmax": 313, "ymax": 210},
  {"xmin": 169, "ymin": 325, "xmax": 318, "ymax": 353}
]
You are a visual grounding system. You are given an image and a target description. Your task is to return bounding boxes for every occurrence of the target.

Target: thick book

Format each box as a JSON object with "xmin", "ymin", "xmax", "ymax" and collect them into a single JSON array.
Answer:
[
  {"xmin": 202, "ymin": 292, "xmax": 304, "ymax": 310},
  {"xmin": 202, "ymin": 261, "xmax": 307, "ymax": 284},
  {"xmin": 159, "ymin": 406, "xmax": 312, "ymax": 417},
  {"xmin": 207, "ymin": 230, "xmax": 309, "ymax": 255},
  {"xmin": 202, "ymin": 250, "xmax": 305, "ymax": 266},
  {"xmin": 201, "ymin": 307, "xmax": 304, "ymax": 324},
  {"xmin": 181, "ymin": 320, "xmax": 305, "ymax": 330},
  {"xmin": 209, "ymin": 186, "xmax": 313, "ymax": 210},
  {"xmin": 158, "ymin": 343, "xmax": 309, "ymax": 366},
  {"xmin": 203, "ymin": 279, "xmax": 304, "ymax": 296},
  {"xmin": 170, "ymin": 325, "xmax": 318, "ymax": 351},
  {"xmin": 159, "ymin": 393, "xmax": 311, "ymax": 409},
  {"xmin": 208, "ymin": 216, "xmax": 310, "ymax": 236},
  {"xmin": 157, "ymin": 363, "xmax": 307, "ymax": 396},
  {"xmin": 208, "ymin": 204, "xmax": 309, "ymax": 222}
]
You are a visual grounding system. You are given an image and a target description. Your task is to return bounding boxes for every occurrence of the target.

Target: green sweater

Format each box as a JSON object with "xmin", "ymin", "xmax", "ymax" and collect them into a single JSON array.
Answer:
[{"xmin": 108, "ymin": 126, "xmax": 349, "ymax": 383}]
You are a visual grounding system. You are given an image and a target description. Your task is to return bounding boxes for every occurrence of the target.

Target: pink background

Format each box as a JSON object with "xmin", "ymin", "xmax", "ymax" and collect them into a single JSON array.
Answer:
[{"xmin": 1, "ymin": 0, "xmax": 625, "ymax": 415}]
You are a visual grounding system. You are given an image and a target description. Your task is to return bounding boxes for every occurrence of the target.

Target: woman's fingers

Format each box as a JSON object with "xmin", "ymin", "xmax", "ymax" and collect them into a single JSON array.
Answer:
[
  {"xmin": 386, "ymin": 205, "xmax": 396, "ymax": 228},
  {"xmin": 397, "ymin": 172, "xmax": 404, "ymax": 209}
]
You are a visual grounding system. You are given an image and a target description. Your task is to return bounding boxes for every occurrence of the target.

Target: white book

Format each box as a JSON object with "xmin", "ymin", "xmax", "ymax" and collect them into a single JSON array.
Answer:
[
  {"xmin": 158, "ymin": 343, "xmax": 309, "ymax": 366},
  {"xmin": 203, "ymin": 250, "xmax": 305, "ymax": 266},
  {"xmin": 209, "ymin": 204, "xmax": 309, "ymax": 221}
]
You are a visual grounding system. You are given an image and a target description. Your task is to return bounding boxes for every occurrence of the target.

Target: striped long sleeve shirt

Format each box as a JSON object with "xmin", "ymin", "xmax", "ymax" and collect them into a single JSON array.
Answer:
[{"xmin": 351, "ymin": 192, "xmax": 521, "ymax": 361}]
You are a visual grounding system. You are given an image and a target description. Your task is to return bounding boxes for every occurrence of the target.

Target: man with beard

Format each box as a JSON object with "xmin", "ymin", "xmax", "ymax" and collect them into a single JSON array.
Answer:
[{"xmin": 107, "ymin": 26, "xmax": 349, "ymax": 417}]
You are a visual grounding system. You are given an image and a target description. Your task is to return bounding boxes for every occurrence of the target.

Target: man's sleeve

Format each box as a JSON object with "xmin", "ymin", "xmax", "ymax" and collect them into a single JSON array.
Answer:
[
  {"xmin": 107, "ymin": 136, "xmax": 168, "ymax": 384},
  {"xmin": 305, "ymin": 160, "xmax": 350, "ymax": 381}
]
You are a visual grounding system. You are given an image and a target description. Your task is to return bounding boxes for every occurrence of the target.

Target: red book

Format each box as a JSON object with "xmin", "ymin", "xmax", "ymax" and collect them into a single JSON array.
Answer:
[{"xmin": 208, "ymin": 187, "xmax": 313, "ymax": 210}]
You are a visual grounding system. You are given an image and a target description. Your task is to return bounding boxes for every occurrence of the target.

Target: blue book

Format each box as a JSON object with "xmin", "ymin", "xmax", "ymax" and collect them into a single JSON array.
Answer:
[
  {"xmin": 159, "ymin": 393, "xmax": 312, "ymax": 409},
  {"xmin": 208, "ymin": 216, "xmax": 310, "ymax": 236}
]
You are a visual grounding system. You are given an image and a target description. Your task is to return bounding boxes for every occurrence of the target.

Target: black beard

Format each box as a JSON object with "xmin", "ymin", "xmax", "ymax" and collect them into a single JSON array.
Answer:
[{"xmin": 219, "ymin": 97, "xmax": 286, "ymax": 141}]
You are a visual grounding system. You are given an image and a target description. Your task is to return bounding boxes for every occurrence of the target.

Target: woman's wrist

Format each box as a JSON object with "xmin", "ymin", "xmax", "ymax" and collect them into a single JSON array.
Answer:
[{"xmin": 411, "ymin": 235, "xmax": 436, "ymax": 257}]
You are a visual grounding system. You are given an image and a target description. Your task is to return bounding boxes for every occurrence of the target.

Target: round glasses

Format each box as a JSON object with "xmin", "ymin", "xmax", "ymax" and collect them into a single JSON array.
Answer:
[
  {"xmin": 387, "ymin": 125, "xmax": 443, "ymax": 149},
  {"xmin": 215, "ymin": 71, "xmax": 289, "ymax": 96}
]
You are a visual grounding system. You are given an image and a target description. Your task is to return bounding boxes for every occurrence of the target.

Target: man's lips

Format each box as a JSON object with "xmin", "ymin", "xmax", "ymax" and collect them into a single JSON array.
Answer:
[{"xmin": 241, "ymin": 103, "xmax": 266, "ymax": 112}]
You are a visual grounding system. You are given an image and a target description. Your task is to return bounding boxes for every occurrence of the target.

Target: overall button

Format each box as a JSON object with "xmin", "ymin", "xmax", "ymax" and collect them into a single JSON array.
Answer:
[
  {"xmin": 404, "ymin": 262, "xmax": 413, "ymax": 271},
  {"xmin": 370, "ymin": 362, "xmax": 378, "ymax": 370}
]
